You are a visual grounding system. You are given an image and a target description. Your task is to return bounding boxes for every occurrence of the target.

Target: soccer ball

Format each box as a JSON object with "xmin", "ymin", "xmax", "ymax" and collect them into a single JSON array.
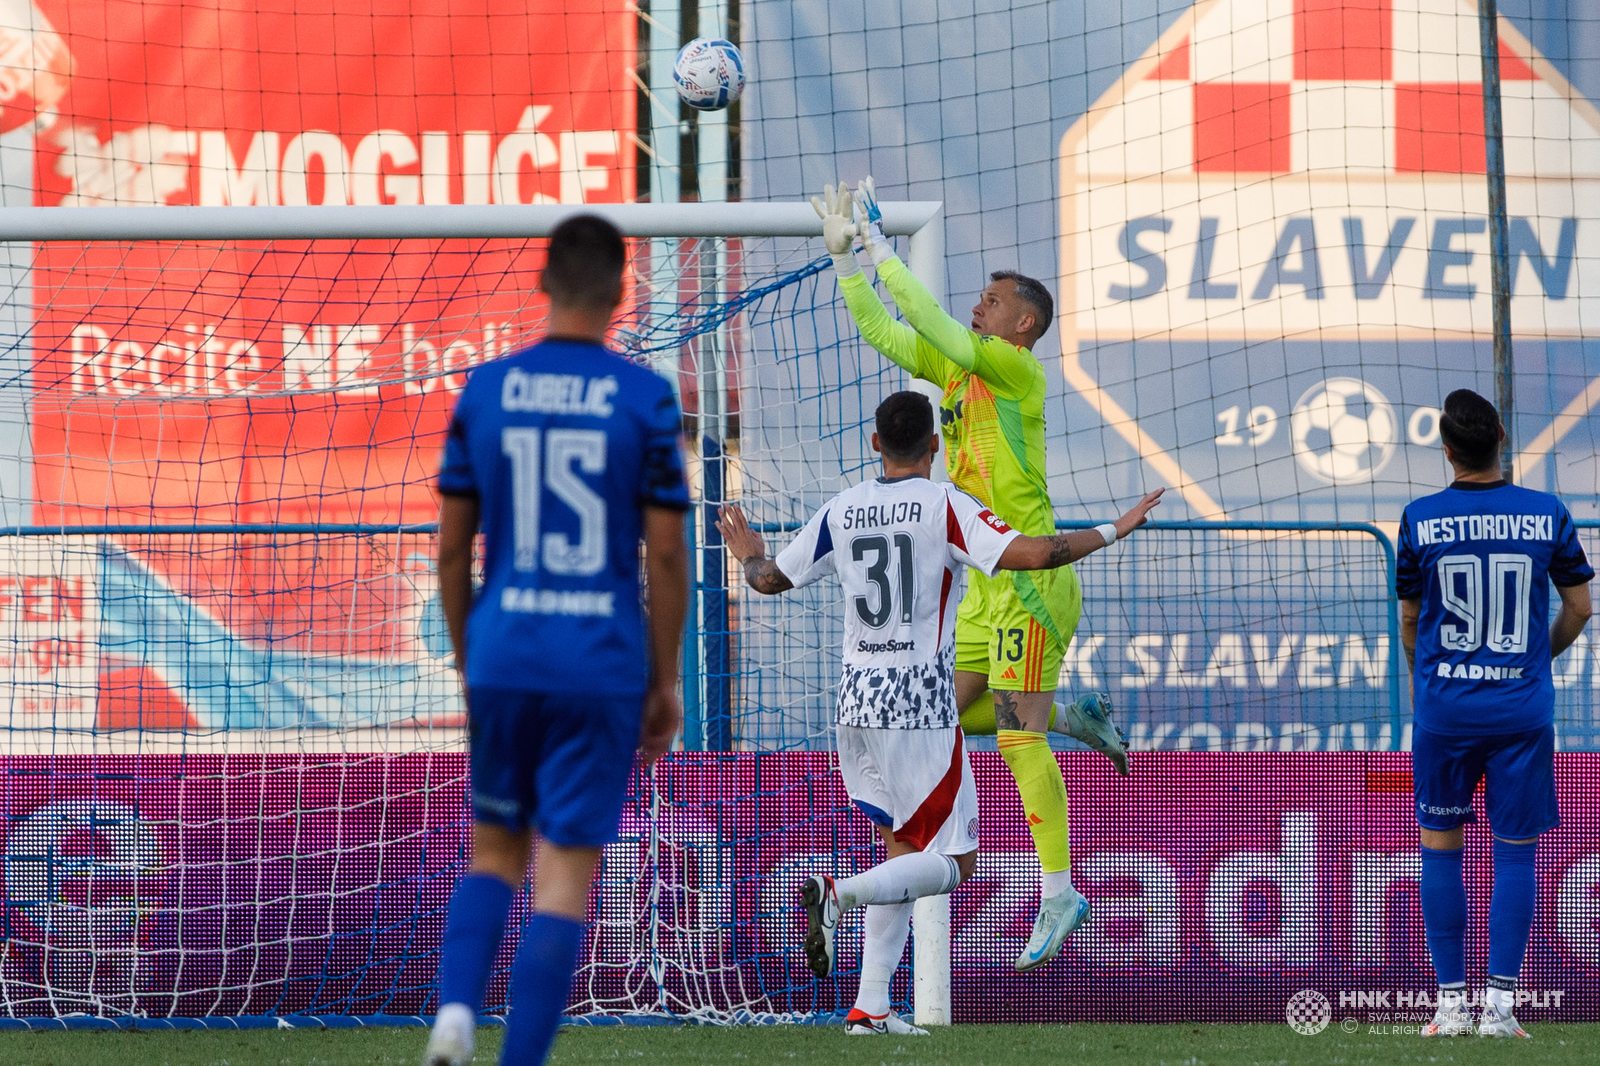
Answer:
[
  {"xmin": 674, "ymin": 38, "xmax": 745, "ymax": 111},
  {"xmin": 1290, "ymin": 377, "xmax": 1398, "ymax": 485}
]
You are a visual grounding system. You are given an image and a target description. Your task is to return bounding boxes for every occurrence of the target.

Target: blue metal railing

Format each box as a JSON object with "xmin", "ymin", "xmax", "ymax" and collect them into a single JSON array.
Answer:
[
  {"xmin": 0, "ymin": 518, "xmax": 1408, "ymax": 749},
  {"xmin": 744, "ymin": 517, "xmax": 1404, "ymax": 748}
]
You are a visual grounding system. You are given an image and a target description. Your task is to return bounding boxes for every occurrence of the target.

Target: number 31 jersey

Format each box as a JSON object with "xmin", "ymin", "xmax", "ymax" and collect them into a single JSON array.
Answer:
[
  {"xmin": 1397, "ymin": 480, "xmax": 1594, "ymax": 735},
  {"xmin": 775, "ymin": 476, "xmax": 1021, "ymax": 729},
  {"xmin": 438, "ymin": 339, "xmax": 689, "ymax": 696}
]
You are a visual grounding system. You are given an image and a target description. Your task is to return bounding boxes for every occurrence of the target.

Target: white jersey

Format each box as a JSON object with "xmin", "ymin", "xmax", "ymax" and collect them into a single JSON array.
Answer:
[{"xmin": 774, "ymin": 475, "xmax": 1021, "ymax": 729}]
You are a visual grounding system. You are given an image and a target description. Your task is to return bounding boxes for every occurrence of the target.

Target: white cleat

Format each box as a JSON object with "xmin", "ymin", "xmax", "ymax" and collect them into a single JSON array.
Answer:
[
  {"xmin": 1477, "ymin": 994, "xmax": 1531, "ymax": 1039},
  {"xmin": 1056, "ymin": 692, "xmax": 1129, "ymax": 776},
  {"xmin": 1420, "ymin": 990, "xmax": 1473, "ymax": 1037},
  {"xmin": 844, "ymin": 1008, "xmax": 929, "ymax": 1036},
  {"xmin": 799, "ymin": 874, "xmax": 841, "ymax": 978},
  {"xmin": 424, "ymin": 1003, "xmax": 476, "ymax": 1066},
  {"xmin": 1015, "ymin": 887, "xmax": 1091, "ymax": 972}
]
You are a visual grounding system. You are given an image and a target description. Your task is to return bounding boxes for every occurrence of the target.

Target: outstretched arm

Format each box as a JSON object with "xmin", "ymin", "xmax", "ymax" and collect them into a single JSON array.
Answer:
[
  {"xmin": 716, "ymin": 504, "xmax": 794, "ymax": 595},
  {"xmin": 813, "ymin": 181, "xmax": 949, "ymax": 386},
  {"xmin": 997, "ymin": 489, "xmax": 1164, "ymax": 571},
  {"xmin": 851, "ymin": 178, "xmax": 981, "ymax": 374},
  {"xmin": 874, "ymin": 256, "xmax": 980, "ymax": 373}
]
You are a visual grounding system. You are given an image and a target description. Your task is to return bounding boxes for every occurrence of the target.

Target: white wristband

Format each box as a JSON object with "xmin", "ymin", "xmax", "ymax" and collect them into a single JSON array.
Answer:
[
  {"xmin": 1095, "ymin": 522, "xmax": 1119, "ymax": 547},
  {"xmin": 830, "ymin": 251, "xmax": 862, "ymax": 279}
]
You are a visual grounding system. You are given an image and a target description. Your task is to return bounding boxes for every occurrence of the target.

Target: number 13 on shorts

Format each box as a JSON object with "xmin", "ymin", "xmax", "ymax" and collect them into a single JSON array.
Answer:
[{"xmin": 994, "ymin": 627, "xmax": 1025, "ymax": 662}]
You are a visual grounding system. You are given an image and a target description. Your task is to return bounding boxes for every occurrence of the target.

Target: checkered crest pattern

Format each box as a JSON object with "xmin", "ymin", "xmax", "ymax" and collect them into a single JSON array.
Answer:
[{"xmin": 1081, "ymin": 0, "xmax": 1600, "ymax": 178}]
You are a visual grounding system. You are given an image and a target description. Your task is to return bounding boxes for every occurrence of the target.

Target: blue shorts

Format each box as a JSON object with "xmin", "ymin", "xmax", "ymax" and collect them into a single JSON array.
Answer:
[
  {"xmin": 467, "ymin": 687, "xmax": 642, "ymax": 846},
  {"xmin": 1411, "ymin": 724, "xmax": 1558, "ymax": 840}
]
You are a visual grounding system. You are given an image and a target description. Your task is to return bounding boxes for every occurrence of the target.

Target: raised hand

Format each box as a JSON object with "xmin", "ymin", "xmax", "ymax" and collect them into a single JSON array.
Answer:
[
  {"xmin": 851, "ymin": 176, "xmax": 892, "ymax": 265},
  {"xmin": 1113, "ymin": 487, "xmax": 1165, "ymax": 539},
  {"xmin": 714, "ymin": 503, "xmax": 767, "ymax": 563},
  {"xmin": 810, "ymin": 179, "xmax": 859, "ymax": 258}
]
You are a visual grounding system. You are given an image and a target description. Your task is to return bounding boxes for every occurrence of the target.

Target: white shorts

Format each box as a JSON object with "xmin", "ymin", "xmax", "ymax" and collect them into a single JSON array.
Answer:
[{"xmin": 835, "ymin": 724, "xmax": 979, "ymax": 856}]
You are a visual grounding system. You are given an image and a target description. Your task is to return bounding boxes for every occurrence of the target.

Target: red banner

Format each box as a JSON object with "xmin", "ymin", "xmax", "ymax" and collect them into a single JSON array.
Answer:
[{"xmin": 24, "ymin": 0, "xmax": 636, "ymax": 524}]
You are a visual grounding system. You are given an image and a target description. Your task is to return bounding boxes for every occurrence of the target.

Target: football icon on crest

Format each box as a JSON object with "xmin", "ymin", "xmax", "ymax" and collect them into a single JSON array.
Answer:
[{"xmin": 1291, "ymin": 378, "xmax": 1399, "ymax": 486}]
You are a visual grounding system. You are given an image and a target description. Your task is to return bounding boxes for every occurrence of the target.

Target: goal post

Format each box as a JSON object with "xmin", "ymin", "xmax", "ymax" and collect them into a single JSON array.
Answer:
[{"xmin": 0, "ymin": 200, "xmax": 967, "ymax": 1026}]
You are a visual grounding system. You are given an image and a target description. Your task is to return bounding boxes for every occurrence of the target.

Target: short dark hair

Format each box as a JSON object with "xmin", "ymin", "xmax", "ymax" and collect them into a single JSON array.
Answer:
[
  {"xmin": 1438, "ymin": 388, "xmax": 1502, "ymax": 471},
  {"xmin": 990, "ymin": 270, "xmax": 1054, "ymax": 341},
  {"xmin": 542, "ymin": 214, "xmax": 626, "ymax": 309},
  {"xmin": 875, "ymin": 391, "xmax": 935, "ymax": 462}
]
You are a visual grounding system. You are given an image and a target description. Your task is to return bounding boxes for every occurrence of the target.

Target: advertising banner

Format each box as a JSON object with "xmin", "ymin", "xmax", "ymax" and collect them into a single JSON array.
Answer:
[
  {"xmin": 3, "ymin": 751, "xmax": 1597, "ymax": 1022},
  {"xmin": 0, "ymin": 2, "xmax": 634, "ymax": 730}
]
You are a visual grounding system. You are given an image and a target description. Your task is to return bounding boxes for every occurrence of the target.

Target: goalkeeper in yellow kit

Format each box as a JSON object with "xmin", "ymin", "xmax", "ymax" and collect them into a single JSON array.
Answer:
[{"xmin": 812, "ymin": 179, "xmax": 1145, "ymax": 971}]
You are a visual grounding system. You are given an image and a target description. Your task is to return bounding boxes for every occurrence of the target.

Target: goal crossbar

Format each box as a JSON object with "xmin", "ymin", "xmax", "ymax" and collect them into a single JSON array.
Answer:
[{"xmin": 0, "ymin": 202, "xmax": 944, "ymax": 242}]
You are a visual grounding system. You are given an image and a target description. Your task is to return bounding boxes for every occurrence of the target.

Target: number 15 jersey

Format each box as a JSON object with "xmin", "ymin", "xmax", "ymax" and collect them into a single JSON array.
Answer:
[
  {"xmin": 774, "ymin": 476, "xmax": 1021, "ymax": 729},
  {"xmin": 1397, "ymin": 480, "xmax": 1593, "ymax": 735},
  {"xmin": 438, "ymin": 338, "xmax": 689, "ymax": 696}
]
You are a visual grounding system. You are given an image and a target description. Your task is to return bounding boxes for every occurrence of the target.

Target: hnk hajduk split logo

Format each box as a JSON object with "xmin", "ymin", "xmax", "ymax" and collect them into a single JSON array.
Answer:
[{"xmin": 1285, "ymin": 989, "xmax": 1332, "ymax": 1035}]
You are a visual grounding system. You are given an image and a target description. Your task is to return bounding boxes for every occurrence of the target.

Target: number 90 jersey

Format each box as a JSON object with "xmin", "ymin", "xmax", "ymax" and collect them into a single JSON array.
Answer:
[
  {"xmin": 774, "ymin": 476, "xmax": 1021, "ymax": 729},
  {"xmin": 1397, "ymin": 481, "xmax": 1593, "ymax": 736},
  {"xmin": 438, "ymin": 339, "xmax": 689, "ymax": 695}
]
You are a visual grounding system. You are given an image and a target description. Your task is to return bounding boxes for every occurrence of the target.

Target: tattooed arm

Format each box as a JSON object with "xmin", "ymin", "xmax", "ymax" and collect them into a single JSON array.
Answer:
[
  {"xmin": 997, "ymin": 488, "xmax": 1164, "ymax": 571},
  {"xmin": 715, "ymin": 504, "xmax": 795, "ymax": 595}
]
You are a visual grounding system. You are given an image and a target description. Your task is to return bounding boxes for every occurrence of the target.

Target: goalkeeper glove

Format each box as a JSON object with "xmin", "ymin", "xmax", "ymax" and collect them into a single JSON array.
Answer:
[
  {"xmin": 852, "ymin": 176, "xmax": 893, "ymax": 266},
  {"xmin": 809, "ymin": 180, "xmax": 861, "ymax": 278}
]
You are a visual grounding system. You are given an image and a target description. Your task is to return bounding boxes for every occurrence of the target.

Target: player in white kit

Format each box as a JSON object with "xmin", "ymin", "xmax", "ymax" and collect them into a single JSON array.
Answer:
[{"xmin": 716, "ymin": 391, "xmax": 1161, "ymax": 1036}]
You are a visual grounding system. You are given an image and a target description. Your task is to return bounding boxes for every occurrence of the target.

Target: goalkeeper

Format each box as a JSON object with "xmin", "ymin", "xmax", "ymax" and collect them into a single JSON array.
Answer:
[{"xmin": 813, "ymin": 179, "xmax": 1129, "ymax": 971}]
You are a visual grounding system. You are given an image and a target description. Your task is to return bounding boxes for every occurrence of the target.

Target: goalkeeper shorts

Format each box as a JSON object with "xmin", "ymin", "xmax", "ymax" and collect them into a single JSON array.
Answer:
[
  {"xmin": 954, "ymin": 565, "xmax": 1082, "ymax": 692},
  {"xmin": 836, "ymin": 724, "xmax": 979, "ymax": 856}
]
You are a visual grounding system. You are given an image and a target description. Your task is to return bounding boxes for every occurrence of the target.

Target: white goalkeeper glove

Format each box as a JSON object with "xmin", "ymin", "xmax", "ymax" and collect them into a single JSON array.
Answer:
[
  {"xmin": 852, "ymin": 176, "xmax": 893, "ymax": 266},
  {"xmin": 810, "ymin": 180, "xmax": 860, "ymax": 278}
]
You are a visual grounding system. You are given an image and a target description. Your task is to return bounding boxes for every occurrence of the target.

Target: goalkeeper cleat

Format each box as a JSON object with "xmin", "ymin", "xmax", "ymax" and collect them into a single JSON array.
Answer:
[
  {"xmin": 1477, "ymin": 990, "xmax": 1531, "ymax": 1039},
  {"xmin": 1015, "ymin": 886, "xmax": 1091, "ymax": 972},
  {"xmin": 1420, "ymin": 990, "xmax": 1474, "ymax": 1037},
  {"xmin": 423, "ymin": 1002, "xmax": 475, "ymax": 1066},
  {"xmin": 1056, "ymin": 692, "xmax": 1130, "ymax": 776},
  {"xmin": 844, "ymin": 1008, "xmax": 929, "ymax": 1036},
  {"xmin": 799, "ymin": 874, "xmax": 841, "ymax": 978}
]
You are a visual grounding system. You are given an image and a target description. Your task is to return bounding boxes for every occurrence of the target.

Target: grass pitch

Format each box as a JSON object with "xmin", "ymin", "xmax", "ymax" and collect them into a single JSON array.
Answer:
[{"xmin": 1, "ymin": 1022, "xmax": 1593, "ymax": 1066}]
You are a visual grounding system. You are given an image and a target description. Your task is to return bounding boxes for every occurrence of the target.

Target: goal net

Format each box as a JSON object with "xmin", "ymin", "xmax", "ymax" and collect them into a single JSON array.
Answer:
[
  {"xmin": 0, "ymin": 200, "xmax": 1584, "ymax": 1026},
  {"xmin": 0, "ymin": 207, "xmax": 940, "ymax": 1022}
]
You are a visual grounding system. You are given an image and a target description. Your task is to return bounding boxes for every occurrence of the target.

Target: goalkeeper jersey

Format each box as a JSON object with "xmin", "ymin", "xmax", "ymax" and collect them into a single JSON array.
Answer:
[{"xmin": 838, "ymin": 256, "xmax": 1055, "ymax": 537}]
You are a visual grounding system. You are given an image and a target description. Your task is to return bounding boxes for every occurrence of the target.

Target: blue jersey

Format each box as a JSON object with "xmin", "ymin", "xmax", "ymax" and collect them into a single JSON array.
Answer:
[
  {"xmin": 438, "ymin": 339, "xmax": 689, "ymax": 695},
  {"xmin": 1396, "ymin": 480, "xmax": 1593, "ymax": 735}
]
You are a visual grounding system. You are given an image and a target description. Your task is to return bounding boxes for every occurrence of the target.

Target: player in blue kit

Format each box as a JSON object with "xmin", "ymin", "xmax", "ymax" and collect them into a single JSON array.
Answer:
[
  {"xmin": 424, "ymin": 215, "xmax": 690, "ymax": 1066},
  {"xmin": 1396, "ymin": 389, "xmax": 1592, "ymax": 1040}
]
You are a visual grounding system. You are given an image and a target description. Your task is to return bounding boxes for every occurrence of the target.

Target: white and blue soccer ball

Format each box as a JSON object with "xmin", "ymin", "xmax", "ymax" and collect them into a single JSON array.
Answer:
[
  {"xmin": 673, "ymin": 38, "xmax": 745, "ymax": 111},
  {"xmin": 1291, "ymin": 377, "xmax": 1398, "ymax": 485}
]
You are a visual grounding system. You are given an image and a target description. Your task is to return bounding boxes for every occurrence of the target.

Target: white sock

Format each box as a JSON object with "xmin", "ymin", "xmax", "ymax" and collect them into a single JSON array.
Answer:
[
  {"xmin": 1485, "ymin": 986, "xmax": 1515, "ymax": 1015},
  {"xmin": 430, "ymin": 1002, "xmax": 475, "ymax": 1052},
  {"xmin": 854, "ymin": 902, "xmax": 912, "ymax": 1017},
  {"xmin": 1041, "ymin": 869, "xmax": 1074, "ymax": 898},
  {"xmin": 835, "ymin": 852, "xmax": 962, "ymax": 909}
]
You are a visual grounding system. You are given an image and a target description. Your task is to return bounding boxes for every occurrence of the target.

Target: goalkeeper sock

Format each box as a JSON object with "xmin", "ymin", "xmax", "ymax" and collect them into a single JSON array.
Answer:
[
  {"xmin": 1420, "ymin": 845, "xmax": 1468, "ymax": 987},
  {"xmin": 958, "ymin": 691, "xmax": 997, "ymax": 735},
  {"xmin": 957, "ymin": 690, "xmax": 1061, "ymax": 736},
  {"xmin": 502, "ymin": 912, "xmax": 585, "ymax": 1066},
  {"xmin": 1487, "ymin": 838, "xmax": 1538, "ymax": 981},
  {"xmin": 437, "ymin": 873, "xmax": 515, "ymax": 1011},
  {"xmin": 854, "ymin": 902, "xmax": 912, "ymax": 1018},
  {"xmin": 835, "ymin": 852, "xmax": 962, "ymax": 910},
  {"xmin": 997, "ymin": 730, "xmax": 1073, "ymax": 892}
]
